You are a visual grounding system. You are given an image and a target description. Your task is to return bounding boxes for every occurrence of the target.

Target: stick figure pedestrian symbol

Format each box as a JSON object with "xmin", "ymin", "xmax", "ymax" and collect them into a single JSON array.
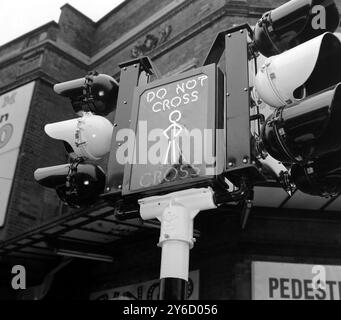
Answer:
[{"xmin": 163, "ymin": 110, "xmax": 186, "ymax": 164}]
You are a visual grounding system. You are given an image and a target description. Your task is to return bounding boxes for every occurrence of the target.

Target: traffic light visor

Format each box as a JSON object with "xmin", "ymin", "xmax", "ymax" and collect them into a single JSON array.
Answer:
[
  {"xmin": 44, "ymin": 115, "xmax": 113, "ymax": 161},
  {"xmin": 255, "ymin": 32, "xmax": 341, "ymax": 107}
]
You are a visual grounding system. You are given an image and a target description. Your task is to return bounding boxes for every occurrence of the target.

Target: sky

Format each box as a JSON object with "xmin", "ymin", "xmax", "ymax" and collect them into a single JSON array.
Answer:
[{"xmin": 0, "ymin": 0, "xmax": 126, "ymax": 46}]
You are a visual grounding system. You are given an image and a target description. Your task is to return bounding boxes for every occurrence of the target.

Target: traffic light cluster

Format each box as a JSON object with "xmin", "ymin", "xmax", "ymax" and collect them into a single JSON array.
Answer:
[
  {"xmin": 35, "ymin": 0, "xmax": 341, "ymax": 209},
  {"xmin": 253, "ymin": 0, "xmax": 341, "ymax": 197},
  {"xmin": 34, "ymin": 73, "xmax": 119, "ymax": 207}
]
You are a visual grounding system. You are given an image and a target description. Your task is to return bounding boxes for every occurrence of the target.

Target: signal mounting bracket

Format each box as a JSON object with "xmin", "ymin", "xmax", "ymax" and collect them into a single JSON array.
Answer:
[
  {"xmin": 104, "ymin": 57, "xmax": 160, "ymax": 199},
  {"xmin": 204, "ymin": 24, "xmax": 265, "ymax": 187}
]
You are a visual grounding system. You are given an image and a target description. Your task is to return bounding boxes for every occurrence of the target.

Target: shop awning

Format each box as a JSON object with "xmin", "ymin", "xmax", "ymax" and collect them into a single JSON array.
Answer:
[
  {"xmin": 1, "ymin": 184, "xmax": 340, "ymax": 261},
  {"xmin": 0, "ymin": 200, "xmax": 164, "ymax": 261}
]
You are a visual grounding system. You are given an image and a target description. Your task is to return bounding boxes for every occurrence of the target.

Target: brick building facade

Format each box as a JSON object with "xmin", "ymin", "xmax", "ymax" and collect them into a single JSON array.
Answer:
[{"xmin": 1, "ymin": 0, "xmax": 341, "ymax": 300}]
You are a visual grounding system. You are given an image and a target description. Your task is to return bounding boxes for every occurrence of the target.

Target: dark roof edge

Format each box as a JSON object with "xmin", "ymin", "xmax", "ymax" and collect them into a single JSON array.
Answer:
[
  {"xmin": 95, "ymin": 0, "xmax": 134, "ymax": 24},
  {"xmin": 60, "ymin": 3, "xmax": 96, "ymax": 25}
]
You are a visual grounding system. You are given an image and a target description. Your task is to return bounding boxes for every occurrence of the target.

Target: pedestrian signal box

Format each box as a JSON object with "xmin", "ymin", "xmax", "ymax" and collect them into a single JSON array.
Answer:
[{"xmin": 122, "ymin": 64, "xmax": 224, "ymax": 197}]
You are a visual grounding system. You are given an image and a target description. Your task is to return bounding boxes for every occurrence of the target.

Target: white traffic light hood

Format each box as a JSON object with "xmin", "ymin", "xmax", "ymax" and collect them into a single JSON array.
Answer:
[
  {"xmin": 255, "ymin": 32, "xmax": 341, "ymax": 108},
  {"xmin": 45, "ymin": 114, "xmax": 113, "ymax": 161}
]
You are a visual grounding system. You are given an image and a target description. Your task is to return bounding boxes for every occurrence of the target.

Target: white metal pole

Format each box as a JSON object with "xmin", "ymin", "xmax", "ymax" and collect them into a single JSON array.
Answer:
[
  {"xmin": 160, "ymin": 240, "xmax": 190, "ymax": 281},
  {"xmin": 159, "ymin": 204, "xmax": 192, "ymax": 281},
  {"xmin": 139, "ymin": 188, "xmax": 217, "ymax": 300}
]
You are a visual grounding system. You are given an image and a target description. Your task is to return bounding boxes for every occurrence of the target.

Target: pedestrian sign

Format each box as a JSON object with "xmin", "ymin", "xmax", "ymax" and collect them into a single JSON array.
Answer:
[{"xmin": 122, "ymin": 64, "xmax": 224, "ymax": 197}]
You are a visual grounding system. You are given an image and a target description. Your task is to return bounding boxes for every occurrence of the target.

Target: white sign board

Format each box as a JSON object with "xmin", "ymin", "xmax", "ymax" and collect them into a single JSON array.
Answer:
[
  {"xmin": 0, "ymin": 82, "xmax": 35, "ymax": 227},
  {"xmin": 90, "ymin": 270, "xmax": 200, "ymax": 300},
  {"xmin": 252, "ymin": 261, "xmax": 341, "ymax": 300}
]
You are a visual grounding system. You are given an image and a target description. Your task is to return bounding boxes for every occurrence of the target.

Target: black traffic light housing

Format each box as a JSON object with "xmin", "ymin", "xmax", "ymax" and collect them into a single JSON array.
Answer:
[
  {"xmin": 54, "ymin": 71, "xmax": 119, "ymax": 116},
  {"xmin": 34, "ymin": 162, "xmax": 106, "ymax": 208},
  {"xmin": 35, "ymin": 70, "xmax": 119, "ymax": 208},
  {"xmin": 253, "ymin": 0, "xmax": 341, "ymax": 198},
  {"xmin": 291, "ymin": 150, "xmax": 341, "ymax": 197},
  {"xmin": 254, "ymin": 0, "xmax": 340, "ymax": 57},
  {"xmin": 260, "ymin": 84, "xmax": 341, "ymax": 164}
]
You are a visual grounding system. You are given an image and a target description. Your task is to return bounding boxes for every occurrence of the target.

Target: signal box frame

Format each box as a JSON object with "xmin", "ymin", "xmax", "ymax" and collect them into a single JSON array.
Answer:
[{"xmin": 105, "ymin": 57, "xmax": 159, "ymax": 200}]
